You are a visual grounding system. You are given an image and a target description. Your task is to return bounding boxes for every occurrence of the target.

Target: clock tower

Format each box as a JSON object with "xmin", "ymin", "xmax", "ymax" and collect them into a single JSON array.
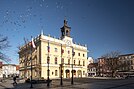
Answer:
[
  {"xmin": 61, "ymin": 19, "xmax": 71, "ymax": 39},
  {"xmin": 60, "ymin": 19, "xmax": 73, "ymax": 46}
]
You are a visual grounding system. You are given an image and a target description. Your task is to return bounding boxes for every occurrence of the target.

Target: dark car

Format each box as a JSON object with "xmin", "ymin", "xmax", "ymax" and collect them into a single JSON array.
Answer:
[{"xmin": 25, "ymin": 77, "xmax": 52, "ymax": 84}]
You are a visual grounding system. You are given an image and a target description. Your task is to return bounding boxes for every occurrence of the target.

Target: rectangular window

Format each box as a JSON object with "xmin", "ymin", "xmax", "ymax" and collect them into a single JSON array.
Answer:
[
  {"xmin": 55, "ymin": 70, "xmax": 58, "ymax": 76},
  {"xmin": 55, "ymin": 48, "xmax": 58, "ymax": 52},
  {"xmin": 78, "ymin": 53, "xmax": 80, "ymax": 56},
  {"xmin": 74, "ymin": 60, "xmax": 75, "ymax": 65},
  {"xmin": 73, "ymin": 52, "xmax": 75, "ymax": 56},
  {"xmin": 83, "ymin": 61, "xmax": 85, "ymax": 66},
  {"xmin": 55, "ymin": 57, "xmax": 57, "ymax": 64},
  {"xmin": 83, "ymin": 54, "xmax": 85, "ymax": 57},
  {"xmin": 61, "ymin": 58, "xmax": 64, "ymax": 64},
  {"xmin": 68, "ymin": 59, "xmax": 70, "ymax": 64},
  {"xmin": 79, "ymin": 60, "xmax": 80, "ymax": 65},
  {"xmin": 68, "ymin": 51, "xmax": 70, "ymax": 54}
]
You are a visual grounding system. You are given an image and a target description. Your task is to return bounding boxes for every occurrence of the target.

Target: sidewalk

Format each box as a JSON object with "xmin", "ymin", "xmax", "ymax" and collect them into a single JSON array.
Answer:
[
  {"xmin": 14, "ymin": 79, "xmax": 82, "ymax": 89},
  {"xmin": 87, "ymin": 77, "xmax": 124, "ymax": 79},
  {"xmin": 13, "ymin": 77, "xmax": 123, "ymax": 89}
]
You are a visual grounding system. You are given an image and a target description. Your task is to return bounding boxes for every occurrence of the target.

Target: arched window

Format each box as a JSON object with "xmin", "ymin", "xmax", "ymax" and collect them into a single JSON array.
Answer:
[{"xmin": 66, "ymin": 30, "xmax": 69, "ymax": 36}]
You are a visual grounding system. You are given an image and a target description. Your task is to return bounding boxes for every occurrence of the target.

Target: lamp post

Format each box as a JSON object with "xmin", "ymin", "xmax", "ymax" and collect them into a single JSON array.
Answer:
[
  {"xmin": 60, "ymin": 64, "xmax": 63, "ymax": 85},
  {"xmin": 30, "ymin": 56, "xmax": 33, "ymax": 88},
  {"xmin": 60, "ymin": 44, "xmax": 63, "ymax": 86},
  {"xmin": 71, "ymin": 47, "xmax": 74, "ymax": 85},
  {"xmin": 47, "ymin": 56, "xmax": 50, "ymax": 87}
]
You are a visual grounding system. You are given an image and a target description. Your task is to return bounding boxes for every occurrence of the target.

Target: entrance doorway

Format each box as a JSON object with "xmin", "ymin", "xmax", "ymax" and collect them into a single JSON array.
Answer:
[
  {"xmin": 65, "ymin": 69, "xmax": 70, "ymax": 78},
  {"xmin": 77, "ymin": 70, "xmax": 82, "ymax": 77}
]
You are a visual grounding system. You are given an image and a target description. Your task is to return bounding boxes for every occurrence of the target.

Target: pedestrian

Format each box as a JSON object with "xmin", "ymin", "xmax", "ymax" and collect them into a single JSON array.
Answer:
[{"xmin": 13, "ymin": 76, "xmax": 17, "ymax": 85}]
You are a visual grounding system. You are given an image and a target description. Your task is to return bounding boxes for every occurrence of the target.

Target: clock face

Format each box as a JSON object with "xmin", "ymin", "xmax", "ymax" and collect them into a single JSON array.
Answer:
[{"xmin": 66, "ymin": 40, "xmax": 71, "ymax": 46}]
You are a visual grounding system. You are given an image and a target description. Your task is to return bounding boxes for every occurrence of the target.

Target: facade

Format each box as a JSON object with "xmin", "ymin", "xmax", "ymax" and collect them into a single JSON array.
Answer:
[
  {"xmin": 19, "ymin": 20, "xmax": 88, "ymax": 79},
  {"xmin": 2, "ymin": 64, "xmax": 19, "ymax": 78},
  {"xmin": 87, "ymin": 57, "xmax": 98, "ymax": 77},
  {"xmin": 98, "ymin": 53, "xmax": 134, "ymax": 77},
  {"xmin": 98, "ymin": 58, "xmax": 109, "ymax": 77},
  {"xmin": 87, "ymin": 63, "xmax": 98, "ymax": 77},
  {"xmin": 117, "ymin": 54, "xmax": 134, "ymax": 76}
]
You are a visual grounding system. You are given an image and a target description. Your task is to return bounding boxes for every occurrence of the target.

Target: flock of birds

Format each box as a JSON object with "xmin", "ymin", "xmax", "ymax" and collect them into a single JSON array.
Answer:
[{"xmin": 0, "ymin": 0, "xmax": 69, "ymax": 63}]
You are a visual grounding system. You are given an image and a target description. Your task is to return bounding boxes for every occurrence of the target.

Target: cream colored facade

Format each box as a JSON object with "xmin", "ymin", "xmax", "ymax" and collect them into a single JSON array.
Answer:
[{"xmin": 19, "ymin": 20, "xmax": 88, "ymax": 79}]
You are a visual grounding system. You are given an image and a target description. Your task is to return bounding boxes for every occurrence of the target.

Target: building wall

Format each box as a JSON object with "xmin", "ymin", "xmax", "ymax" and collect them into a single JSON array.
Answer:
[
  {"xmin": 87, "ymin": 63, "xmax": 97, "ymax": 77},
  {"xmin": 2, "ymin": 64, "xmax": 18, "ymax": 78},
  {"xmin": 118, "ymin": 54, "xmax": 134, "ymax": 72},
  {"xmin": 19, "ymin": 34, "xmax": 88, "ymax": 79},
  {"xmin": 98, "ymin": 54, "xmax": 134, "ymax": 77}
]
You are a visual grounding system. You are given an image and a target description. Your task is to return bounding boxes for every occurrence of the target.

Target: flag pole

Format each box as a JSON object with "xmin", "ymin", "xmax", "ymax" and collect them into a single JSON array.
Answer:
[
  {"xmin": 30, "ymin": 36, "xmax": 33, "ymax": 88},
  {"xmin": 47, "ymin": 40, "xmax": 50, "ymax": 87}
]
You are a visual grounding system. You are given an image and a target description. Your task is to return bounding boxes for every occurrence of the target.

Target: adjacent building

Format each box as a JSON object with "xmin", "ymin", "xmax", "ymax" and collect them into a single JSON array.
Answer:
[
  {"xmin": 18, "ymin": 20, "xmax": 88, "ymax": 79},
  {"xmin": 98, "ymin": 53, "xmax": 134, "ymax": 77},
  {"xmin": 117, "ymin": 54, "xmax": 134, "ymax": 76},
  {"xmin": 2, "ymin": 64, "xmax": 19, "ymax": 78},
  {"xmin": 87, "ymin": 63, "xmax": 98, "ymax": 77}
]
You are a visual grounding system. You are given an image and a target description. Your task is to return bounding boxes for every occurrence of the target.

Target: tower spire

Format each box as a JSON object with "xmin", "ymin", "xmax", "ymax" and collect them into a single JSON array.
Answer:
[
  {"xmin": 64, "ymin": 16, "xmax": 68, "ymax": 26},
  {"xmin": 60, "ymin": 19, "xmax": 71, "ymax": 39}
]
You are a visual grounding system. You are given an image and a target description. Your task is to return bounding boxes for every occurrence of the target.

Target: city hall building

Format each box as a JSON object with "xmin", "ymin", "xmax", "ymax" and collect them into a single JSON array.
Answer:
[{"xmin": 19, "ymin": 20, "xmax": 88, "ymax": 79}]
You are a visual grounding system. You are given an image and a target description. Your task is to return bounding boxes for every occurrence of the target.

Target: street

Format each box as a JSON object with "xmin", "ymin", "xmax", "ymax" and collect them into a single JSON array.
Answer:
[{"xmin": 0, "ymin": 77, "xmax": 134, "ymax": 89}]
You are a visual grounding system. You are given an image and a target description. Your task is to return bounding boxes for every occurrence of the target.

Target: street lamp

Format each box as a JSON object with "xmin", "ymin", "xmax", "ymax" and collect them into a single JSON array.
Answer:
[
  {"xmin": 71, "ymin": 47, "xmax": 74, "ymax": 85},
  {"xmin": 30, "ymin": 56, "xmax": 33, "ymax": 88},
  {"xmin": 60, "ymin": 64, "xmax": 63, "ymax": 85},
  {"xmin": 47, "ymin": 56, "xmax": 50, "ymax": 87},
  {"xmin": 60, "ymin": 44, "xmax": 63, "ymax": 86}
]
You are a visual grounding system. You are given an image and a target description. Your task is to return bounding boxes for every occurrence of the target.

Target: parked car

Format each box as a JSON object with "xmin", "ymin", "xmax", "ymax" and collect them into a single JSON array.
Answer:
[{"xmin": 25, "ymin": 77, "xmax": 52, "ymax": 84}]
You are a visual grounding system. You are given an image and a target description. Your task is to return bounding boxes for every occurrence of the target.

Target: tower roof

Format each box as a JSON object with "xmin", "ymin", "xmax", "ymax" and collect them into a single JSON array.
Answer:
[{"xmin": 61, "ymin": 19, "xmax": 71, "ymax": 39}]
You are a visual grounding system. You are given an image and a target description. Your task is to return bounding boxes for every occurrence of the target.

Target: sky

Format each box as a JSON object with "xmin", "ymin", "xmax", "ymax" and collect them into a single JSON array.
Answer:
[{"xmin": 0, "ymin": 0, "xmax": 134, "ymax": 64}]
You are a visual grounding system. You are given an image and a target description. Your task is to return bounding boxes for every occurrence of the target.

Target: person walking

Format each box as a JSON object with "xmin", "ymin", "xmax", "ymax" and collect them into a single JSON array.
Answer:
[{"xmin": 13, "ymin": 76, "xmax": 17, "ymax": 86}]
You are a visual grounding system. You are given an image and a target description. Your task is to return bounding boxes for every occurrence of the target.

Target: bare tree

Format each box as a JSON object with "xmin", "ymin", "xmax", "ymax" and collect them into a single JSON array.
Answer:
[
  {"xmin": 0, "ymin": 35, "xmax": 10, "ymax": 62},
  {"xmin": 101, "ymin": 51, "xmax": 120, "ymax": 58},
  {"xmin": 0, "ymin": 35, "xmax": 9, "ymax": 50},
  {"xmin": 101, "ymin": 51, "xmax": 121, "ymax": 77}
]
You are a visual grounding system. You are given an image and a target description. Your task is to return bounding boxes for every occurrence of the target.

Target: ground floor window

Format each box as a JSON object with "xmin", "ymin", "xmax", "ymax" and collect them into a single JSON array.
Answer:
[{"xmin": 83, "ymin": 71, "xmax": 85, "ymax": 75}]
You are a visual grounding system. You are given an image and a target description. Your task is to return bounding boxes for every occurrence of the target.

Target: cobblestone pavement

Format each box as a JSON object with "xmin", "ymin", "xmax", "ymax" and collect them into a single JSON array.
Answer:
[{"xmin": 1, "ymin": 78, "xmax": 134, "ymax": 89}]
